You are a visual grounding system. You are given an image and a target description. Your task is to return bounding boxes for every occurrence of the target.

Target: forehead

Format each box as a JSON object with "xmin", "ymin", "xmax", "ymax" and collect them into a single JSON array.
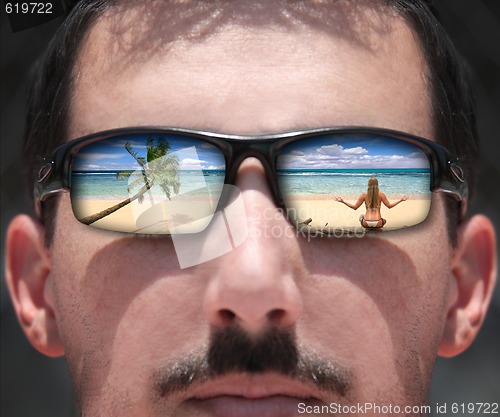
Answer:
[{"xmin": 70, "ymin": 0, "xmax": 432, "ymax": 139}]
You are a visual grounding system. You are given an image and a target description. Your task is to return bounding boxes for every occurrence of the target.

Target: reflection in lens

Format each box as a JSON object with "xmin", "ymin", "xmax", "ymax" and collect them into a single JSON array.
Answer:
[
  {"xmin": 70, "ymin": 134, "xmax": 226, "ymax": 234},
  {"xmin": 277, "ymin": 134, "xmax": 432, "ymax": 233}
]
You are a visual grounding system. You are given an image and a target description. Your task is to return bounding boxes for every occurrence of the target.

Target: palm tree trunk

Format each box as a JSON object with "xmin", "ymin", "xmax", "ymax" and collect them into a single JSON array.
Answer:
[{"xmin": 79, "ymin": 182, "xmax": 152, "ymax": 225}]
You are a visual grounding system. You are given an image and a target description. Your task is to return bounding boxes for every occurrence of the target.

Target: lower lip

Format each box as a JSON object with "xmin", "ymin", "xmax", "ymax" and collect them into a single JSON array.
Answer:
[{"xmin": 186, "ymin": 395, "xmax": 316, "ymax": 417}]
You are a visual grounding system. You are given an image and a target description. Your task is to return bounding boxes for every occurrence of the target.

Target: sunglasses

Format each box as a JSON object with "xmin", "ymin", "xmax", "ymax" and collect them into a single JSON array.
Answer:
[{"xmin": 35, "ymin": 126, "xmax": 467, "ymax": 235}]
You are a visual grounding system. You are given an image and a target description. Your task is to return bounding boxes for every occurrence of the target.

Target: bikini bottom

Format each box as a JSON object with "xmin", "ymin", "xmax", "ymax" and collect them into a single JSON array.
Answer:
[{"xmin": 359, "ymin": 215, "xmax": 386, "ymax": 228}]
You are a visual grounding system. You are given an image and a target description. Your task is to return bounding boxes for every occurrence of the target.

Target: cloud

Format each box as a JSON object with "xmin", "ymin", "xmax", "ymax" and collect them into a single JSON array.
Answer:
[
  {"xmin": 181, "ymin": 157, "xmax": 206, "ymax": 165},
  {"xmin": 84, "ymin": 164, "xmax": 103, "ymax": 170},
  {"xmin": 179, "ymin": 158, "xmax": 224, "ymax": 170},
  {"xmin": 76, "ymin": 160, "xmax": 140, "ymax": 171},
  {"xmin": 279, "ymin": 145, "xmax": 429, "ymax": 169},
  {"xmin": 180, "ymin": 158, "xmax": 207, "ymax": 169},
  {"xmin": 317, "ymin": 144, "xmax": 368, "ymax": 157},
  {"xmin": 408, "ymin": 151, "xmax": 425, "ymax": 158}
]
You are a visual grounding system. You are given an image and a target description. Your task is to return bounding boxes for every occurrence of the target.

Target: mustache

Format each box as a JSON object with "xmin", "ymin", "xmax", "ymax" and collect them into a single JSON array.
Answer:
[{"xmin": 154, "ymin": 324, "xmax": 351, "ymax": 399}]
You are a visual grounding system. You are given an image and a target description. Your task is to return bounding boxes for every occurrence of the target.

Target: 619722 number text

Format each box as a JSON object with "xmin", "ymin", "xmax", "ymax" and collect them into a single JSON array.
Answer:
[
  {"xmin": 450, "ymin": 403, "xmax": 499, "ymax": 414},
  {"xmin": 5, "ymin": 3, "xmax": 53, "ymax": 14}
]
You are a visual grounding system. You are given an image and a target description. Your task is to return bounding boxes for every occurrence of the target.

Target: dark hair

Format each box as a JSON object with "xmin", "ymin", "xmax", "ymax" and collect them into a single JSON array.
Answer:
[
  {"xmin": 390, "ymin": 0, "xmax": 478, "ymax": 243},
  {"xmin": 23, "ymin": 0, "xmax": 478, "ymax": 245},
  {"xmin": 23, "ymin": 0, "xmax": 112, "ymax": 243}
]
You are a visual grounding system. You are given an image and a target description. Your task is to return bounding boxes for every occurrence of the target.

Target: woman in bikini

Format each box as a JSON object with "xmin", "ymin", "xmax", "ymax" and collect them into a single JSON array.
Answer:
[{"xmin": 335, "ymin": 177, "xmax": 408, "ymax": 228}]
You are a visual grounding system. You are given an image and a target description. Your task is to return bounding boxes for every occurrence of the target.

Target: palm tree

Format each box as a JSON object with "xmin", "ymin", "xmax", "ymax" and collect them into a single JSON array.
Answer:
[{"xmin": 80, "ymin": 137, "xmax": 180, "ymax": 225}]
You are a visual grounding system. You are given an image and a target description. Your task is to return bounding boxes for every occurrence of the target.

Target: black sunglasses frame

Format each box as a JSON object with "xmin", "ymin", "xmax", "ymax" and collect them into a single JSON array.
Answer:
[{"xmin": 34, "ymin": 126, "xmax": 468, "ymax": 219}]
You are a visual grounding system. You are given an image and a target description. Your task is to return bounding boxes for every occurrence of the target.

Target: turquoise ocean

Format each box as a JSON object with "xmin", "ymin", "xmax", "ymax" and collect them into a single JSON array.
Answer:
[
  {"xmin": 71, "ymin": 168, "xmax": 431, "ymax": 199},
  {"xmin": 277, "ymin": 168, "xmax": 431, "ymax": 198}
]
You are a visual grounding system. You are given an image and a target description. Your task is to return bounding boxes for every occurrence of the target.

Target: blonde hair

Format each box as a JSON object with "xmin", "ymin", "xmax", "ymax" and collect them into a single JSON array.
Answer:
[{"xmin": 365, "ymin": 177, "xmax": 380, "ymax": 209}]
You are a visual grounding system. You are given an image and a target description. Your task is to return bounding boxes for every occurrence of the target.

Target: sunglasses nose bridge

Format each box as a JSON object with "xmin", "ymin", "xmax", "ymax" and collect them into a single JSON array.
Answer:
[{"xmin": 226, "ymin": 142, "xmax": 284, "ymax": 208}]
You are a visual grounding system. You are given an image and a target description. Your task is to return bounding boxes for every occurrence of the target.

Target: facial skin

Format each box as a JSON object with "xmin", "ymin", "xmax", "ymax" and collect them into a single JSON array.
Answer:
[{"xmin": 5, "ymin": 1, "xmax": 497, "ymax": 416}]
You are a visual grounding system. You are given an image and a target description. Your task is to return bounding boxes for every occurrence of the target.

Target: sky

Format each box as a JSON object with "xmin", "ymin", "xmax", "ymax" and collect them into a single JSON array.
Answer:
[
  {"xmin": 278, "ymin": 135, "xmax": 430, "ymax": 170},
  {"xmin": 72, "ymin": 133, "xmax": 430, "ymax": 172},
  {"xmin": 73, "ymin": 135, "xmax": 226, "ymax": 171}
]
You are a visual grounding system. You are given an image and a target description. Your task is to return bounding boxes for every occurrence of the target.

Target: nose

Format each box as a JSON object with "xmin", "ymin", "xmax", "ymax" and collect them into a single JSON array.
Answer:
[{"xmin": 203, "ymin": 158, "xmax": 304, "ymax": 335}]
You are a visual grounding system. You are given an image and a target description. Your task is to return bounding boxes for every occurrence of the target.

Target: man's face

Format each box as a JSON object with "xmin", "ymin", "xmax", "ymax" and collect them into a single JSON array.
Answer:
[{"xmin": 48, "ymin": 2, "xmax": 454, "ymax": 416}]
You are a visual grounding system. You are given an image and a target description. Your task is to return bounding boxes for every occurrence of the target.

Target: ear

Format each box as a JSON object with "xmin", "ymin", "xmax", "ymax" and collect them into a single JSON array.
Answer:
[
  {"xmin": 5, "ymin": 214, "xmax": 64, "ymax": 357},
  {"xmin": 438, "ymin": 214, "xmax": 497, "ymax": 357}
]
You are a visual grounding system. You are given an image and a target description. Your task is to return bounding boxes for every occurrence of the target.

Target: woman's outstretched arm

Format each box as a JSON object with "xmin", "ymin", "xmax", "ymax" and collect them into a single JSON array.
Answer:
[
  {"xmin": 380, "ymin": 193, "xmax": 408, "ymax": 209},
  {"xmin": 335, "ymin": 194, "xmax": 366, "ymax": 210}
]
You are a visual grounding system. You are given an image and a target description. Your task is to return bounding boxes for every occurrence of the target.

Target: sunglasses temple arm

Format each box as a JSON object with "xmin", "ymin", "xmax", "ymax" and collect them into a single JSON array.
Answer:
[
  {"xmin": 434, "ymin": 157, "xmax": 469, "ymax": 219},
  {"xmin": 34, "ymin": 160, "xmax": 70, "ymax": 217}
]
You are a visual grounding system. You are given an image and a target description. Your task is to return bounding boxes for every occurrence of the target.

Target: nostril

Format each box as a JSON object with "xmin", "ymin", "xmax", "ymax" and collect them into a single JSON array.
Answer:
[
  {"xmin": 219, "ymin": 309, "xmax": 236, "ymax": 325},
  {"xmin": 266, "ymin": 309, "xmax": 286, "ymax": 325}
]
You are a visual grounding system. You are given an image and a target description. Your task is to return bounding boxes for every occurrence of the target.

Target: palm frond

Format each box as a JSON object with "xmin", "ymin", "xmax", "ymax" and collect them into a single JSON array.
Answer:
[
  {"xmin": 127, "ymin": 174, "xmax": 154, "ymax": 192},
  {"xmin": 146, "ymin": 137, "xmax": 171, "ymax": 163},
  {"xmin": 125, "ymin": 142, "xmax": 147, "ymax": 167}
]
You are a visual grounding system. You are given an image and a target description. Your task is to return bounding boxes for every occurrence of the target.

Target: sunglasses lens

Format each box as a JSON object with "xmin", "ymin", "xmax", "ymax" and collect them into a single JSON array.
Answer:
[
  {"xmin": 276, "ymin": 133, "xmax": 432, "ymax": 233},
  {"xmin": 70, "ymin": 134, "xmax": 226, "ymax": 234}
]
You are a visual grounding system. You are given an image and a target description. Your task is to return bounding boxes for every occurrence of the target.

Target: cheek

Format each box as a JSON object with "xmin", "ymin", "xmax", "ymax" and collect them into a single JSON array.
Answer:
[
  {"xmin": 298, "ymin": 197, "xmax": 453, "ymax": 399},
  {"xmin": 298, "ymin": 259, "xmax": 450, "ymax": 403},
  {"xmin": 50, "ymin": 199, "xmax": 208, "ymax": 392}
]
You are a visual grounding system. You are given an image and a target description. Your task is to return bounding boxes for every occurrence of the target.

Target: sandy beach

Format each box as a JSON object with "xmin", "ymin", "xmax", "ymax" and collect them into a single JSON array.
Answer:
[
  {"xmin": 284, "ymin": 194, "xmax": 431, "ymax": 232},
  {"xmin": 73, "ymin": 192, "xmax": 431, "ymax": 235},
  {"xmin": 72, "ymin": 194, "xmax": 220, "ymax": 234}
]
